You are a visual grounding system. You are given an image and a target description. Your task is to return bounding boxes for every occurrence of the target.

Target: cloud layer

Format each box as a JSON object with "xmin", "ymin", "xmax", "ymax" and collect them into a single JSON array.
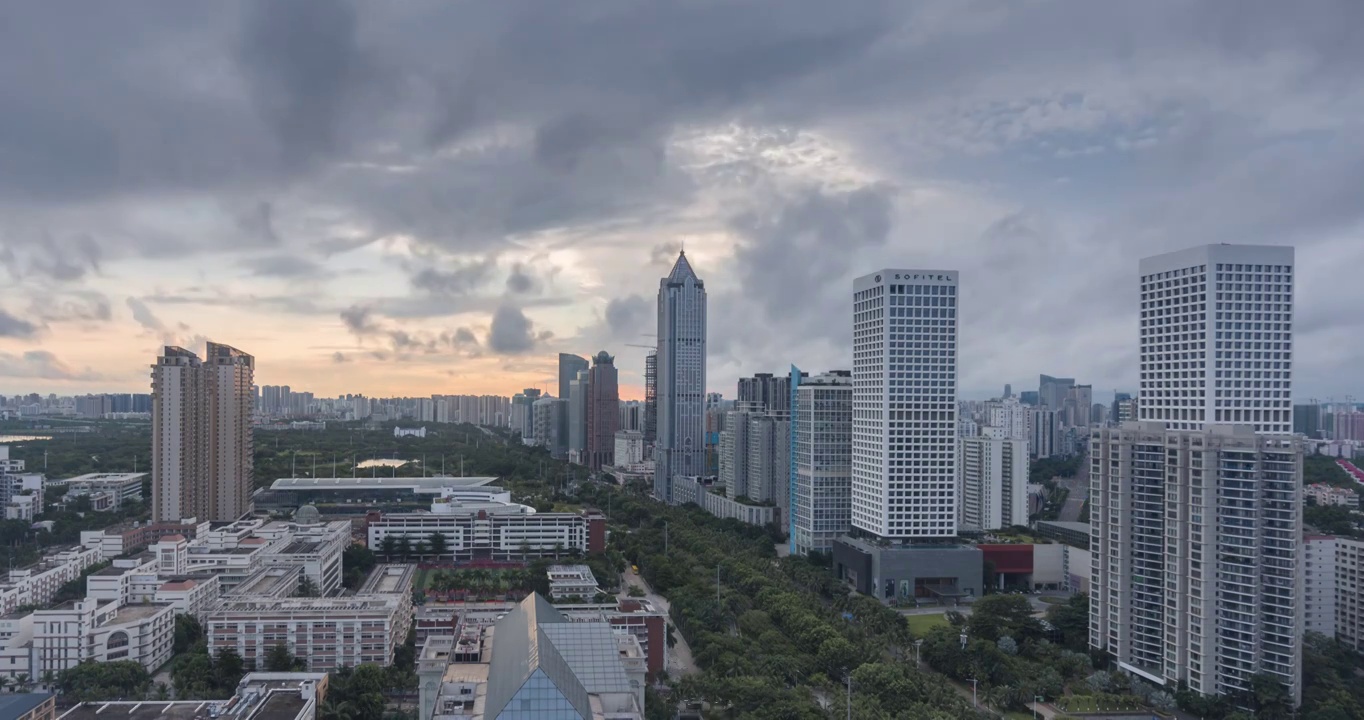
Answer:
[{"xmin": 0, "ymin": 1, "xmax": 1362, "ymax": 399}]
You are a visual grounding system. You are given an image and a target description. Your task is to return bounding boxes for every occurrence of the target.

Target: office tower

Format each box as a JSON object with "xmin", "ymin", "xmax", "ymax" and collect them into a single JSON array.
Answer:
[
  {"xmin": 1091, "ymin": 403, "xmax": 1108, "ymax": 426},
  {"xmin": 1138, "ymin": 244, "xmax": 1294, "ymax": 433},
  {"xmin": 1003, "ymin": 383, "xmax": 1012, "ymax": 399},
  {"xmin": 151, "ymin": 342, "xmax": 254, "ymax": 523},
  {"xmin": 618, "ymin": 400, "xmax": 643, "ymax": 433},
  {"xmin": 586, "ymin": 351, "xmax": 620, "ymax": 471},
  {"xmin": 643, "ymin": 351, "xmax": 658, "ymax": 444},
  {"xmin": 558, "ymin": 353, "xmax": 589, "ymax": 400},
  {"xmin": 1064, "ymin": 384, "xmax": 1093, "ymax": 427},
  {"xmin": 745, "ymin": 415, "xmax": 789, "ymax": 506},
  {"xmin": 737, "ymin": 370, "xmax": 806, "ymax": 416},
  {"xmin": 718, "ymin": 410, "xmax": 752, "ymax": 498},
  {"xmin": 792, "ymin": 371, "xmax": 852, "ymax": 556},
  {"xmin": 654, "ymin": 251, "xmax": 707, "ymax": 504},
  {"xmin": 1038, "ymin": 375, "xmax": 1075, "ymax": 410},
  {"xmin": 568, "ymin": 370, "xmax": 589, "ymax": 464},
  {"xmin": 851, "ymin": 269, "xmax": 959, "ymax": 538},
  {"xmin": 1018, "ymin": 391, "xmax": 1039, "ymax": 406},
  {"xmin": 958, "ymin": 427, "xmax": 1028, "ymax": 531},
  {"xmin": 1292, "ymin": 404, "xmax": 1321, "ymax": 438},
  {"xmin": 1089, "ymin": 424, "xmax": 1301, "ymax": 702}
]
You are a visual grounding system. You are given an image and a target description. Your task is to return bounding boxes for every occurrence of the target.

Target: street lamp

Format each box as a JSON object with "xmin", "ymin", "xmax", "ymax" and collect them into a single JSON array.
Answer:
[
  {"xmin": 1033, "ymin": 695, "xmax": 1043, "ymax": 719},
  {"xmin": 968, "ymin": 678, "xmax": 978, "ymax": 708},
  {"xmin": 914, "ymin": 638, "xmax": 923, "ymax": 665}
]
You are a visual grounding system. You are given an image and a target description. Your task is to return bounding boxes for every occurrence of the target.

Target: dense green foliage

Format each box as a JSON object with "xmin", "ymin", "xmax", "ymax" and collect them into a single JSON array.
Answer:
[
  {"xmin": 1301, "ymin": 633, "xmax": 1364, "ymax": 720},
  {"xmin": 342, "ymin": 545, "xmax": 377, "ymax": 589},
  {"xmin": 1304, "ymin": 454, "xmax": 1359, "ymax": 491},
  {"xmin": 579, "ymin": 481, "xmax": 986, "ymax": 720},
  {"xmin": 1305, "ymin": 504, "xmax": 1364, "ymax": 537},
  {"xmin": 172, "ymin": 648, "xmax": 247, "ymax": 699},
  {"xmin": 57, "ymin": 661, "xmax": 153, "ymax": 702},
  {"xmin": 1029, "ymin": 454, "xmax": 1083, "ymax": 486}
]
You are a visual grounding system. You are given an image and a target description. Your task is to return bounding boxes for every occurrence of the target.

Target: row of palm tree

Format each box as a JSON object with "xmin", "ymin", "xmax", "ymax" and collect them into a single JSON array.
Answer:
[
  {"xmin": 427, "ymin": 568, "xmax": 536, "ymax": 594},
  {"xmin": 0, "ymin": 674, "xmax": 33, "ymax": 693},
  {"xmin": 377, "ymin": 532, "xmax": 450, "ymax": 561}
]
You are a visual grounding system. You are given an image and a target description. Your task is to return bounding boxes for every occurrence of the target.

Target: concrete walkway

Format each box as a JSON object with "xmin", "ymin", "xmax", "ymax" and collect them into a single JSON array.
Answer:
[{"xmin": 620, "ymin": 567, "xmax": 698, "ymax": 678}]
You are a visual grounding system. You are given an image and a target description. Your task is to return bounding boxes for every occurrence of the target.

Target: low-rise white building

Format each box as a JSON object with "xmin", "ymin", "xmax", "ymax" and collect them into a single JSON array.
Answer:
[
  {"xmin": 32, "ymin": 598, "xmax": 174, "ymax": 675},
  {"xmin": 367, "ymin": 495, "xmax": 604, "ymax": 561},
  {"xmin": 50, "ymin": 473, "xmax": 145, "ymax": 511},
  {"xmin": 546, "ymin": 565, "xmax": 600, "ymax": 600},
  {"xmin": 0, "ymin": 546, "xmax": 103, "ymax": 615},
  {"xmin": 206, "ymin": 565, "xmax": 415, "ymax": 671},
  {"xmin": 1304, "ymin": 483, "xmax": 1360, "ymax": 508}
]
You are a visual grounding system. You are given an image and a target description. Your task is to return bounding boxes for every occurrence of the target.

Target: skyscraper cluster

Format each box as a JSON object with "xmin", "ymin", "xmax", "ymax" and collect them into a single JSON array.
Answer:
[
  {"xmin": 151, "ymin": 342, "xmax": 255, "ymax": 523},
  {"xmin": 641, "ymin": 243, "xmax": 1305, "ymax": 705}
]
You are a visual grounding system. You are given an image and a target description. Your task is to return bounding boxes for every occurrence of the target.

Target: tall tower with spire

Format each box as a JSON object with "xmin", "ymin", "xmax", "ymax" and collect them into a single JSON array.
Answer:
[{"xmin": 654, "ymin": 250, "xmax": 707, "ymax": 504}]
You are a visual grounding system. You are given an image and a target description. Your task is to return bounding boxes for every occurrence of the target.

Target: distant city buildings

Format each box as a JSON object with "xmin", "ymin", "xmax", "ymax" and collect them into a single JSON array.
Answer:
[
  {"xmin": 959, "ymin": 427, "xmax": 1028, "ymax": 531},
  {"xmin": 654, "ymin": 251, "xmax": 707, "ymax": 504}
]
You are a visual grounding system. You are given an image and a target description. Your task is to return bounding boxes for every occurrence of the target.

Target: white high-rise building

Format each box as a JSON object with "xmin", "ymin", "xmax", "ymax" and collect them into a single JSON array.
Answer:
[
  {"xmin": 1302, "ymin": 535, "xmax": 1338, "ymax": 637},
  {"xmin": 985, "ymin": 397, "xmax": 1028, "ymax": 440},
  {"xmin": 1028, "ymin": 408, "xmax": 1059, "ymax": 459},
  {"xmin": 958, "ymin": 427, "xmax": 1028, "ymax": 531},
  {"xmin": 654, "ymin": 251, "xmax": 707, "ymax": 504},
  {"xmin": 792, "ymin": 371, "xmax": 852, "ymax": 556},
  {"xmin": 851, "ymin": 269, "xmax": 958, "ymax": 538},
  {"xmin": 1138, "ymin": 244, "xmax": 1294, "ymax": 433},
  {"xmin": 1091, "ymin": 243, "xmax": 1301, "ymax": 705},
  {"xmin": 1089, "ymin": 424, "xmax": 1301, "ymax": 702}
]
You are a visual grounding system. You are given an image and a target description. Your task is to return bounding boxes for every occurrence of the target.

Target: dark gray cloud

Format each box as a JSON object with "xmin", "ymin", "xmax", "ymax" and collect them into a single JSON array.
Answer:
[
  {"xmin": 488, "ymin": 305, "xmax": 547, "ymax": 355},
  {"xmin": 340, "ymin": 305, "xmax": 379, "ymax": 336},
  {"xmin": 332, "ymin": 351, "xmax": 350, "ymax": 363},
  {"xmin": 1, "ymin": 1, "xmax": 1362, "ymax": 396},
  {"xmin": 505, "ymin": 263, "xmax": 539, "ymax": 295},
  {"xmin": 240, "ymin": 253, "xmax": 325, "ymax": 278},
  {"xmin": 28, "ymin": 292, "xmax": 112, "ymax": 324},
  {"xmin": 0, "ymin": 351, "xmax": 102, "ymax": 381},
  {"xmin": 604, "ymin": 295, "xmax": 650, "ymax": 337},
  {"xmin": 125, "ymin": 297, "xmax": 167, "ymax": 333},
  {"xmin": 0, "ymin": 309, "xmax": 39, "ymax": 338}
]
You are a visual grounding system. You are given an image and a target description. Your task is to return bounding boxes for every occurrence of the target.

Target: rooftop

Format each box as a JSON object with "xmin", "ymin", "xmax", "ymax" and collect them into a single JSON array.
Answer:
[
  {"xmin": 269, "ymin": 476, "xmax": 498, "ymax": 492},
  {"xmin": 52, "ymin": 473, "xmax": 146, "ymax": 486},
  {"xmin": 110, "ymin": 603, "xmax": 171, "ymax": 624},
  {"xmin": 1036, "ymin": 520, "xmax": 1091, "ymax": 532},
  {"xmin": 0, "ymin": 694, "xmax": 51, "ymax": 720},
  {"xmin": 357, "ymin": 564, "xmax": 415, "ymax": 595}
]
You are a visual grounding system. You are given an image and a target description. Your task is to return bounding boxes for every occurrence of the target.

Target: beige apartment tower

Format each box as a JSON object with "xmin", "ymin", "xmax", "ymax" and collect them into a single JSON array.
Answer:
[{"xmin": 151, "ymin": 342, "xmax": 255, "ymax": 522}]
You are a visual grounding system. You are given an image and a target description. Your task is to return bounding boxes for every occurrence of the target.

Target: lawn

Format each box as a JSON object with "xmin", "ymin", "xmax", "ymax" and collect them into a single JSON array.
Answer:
[
  {"xmin": 904, "ymin": 613, "xmax": 950, "ymax": 635},
  {"xmin": 1039, "ymin": 595, "xmax": 1066, "ymax": 605}
]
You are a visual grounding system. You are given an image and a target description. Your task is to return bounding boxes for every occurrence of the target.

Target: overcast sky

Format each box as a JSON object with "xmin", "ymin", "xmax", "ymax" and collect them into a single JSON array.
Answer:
[{"xmin": 2, "ymin": 1, "xmax": 1362, "ymax": 402}]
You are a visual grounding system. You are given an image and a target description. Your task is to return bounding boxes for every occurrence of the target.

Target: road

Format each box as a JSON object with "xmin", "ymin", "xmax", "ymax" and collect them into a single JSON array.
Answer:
[
  {"xmin": 1057, "ymin": 456, "xmax": 1090, "ymax": 522},
  {"xmin": 620, "ymin": 567, "xmax": 698, "ymax": 678}
]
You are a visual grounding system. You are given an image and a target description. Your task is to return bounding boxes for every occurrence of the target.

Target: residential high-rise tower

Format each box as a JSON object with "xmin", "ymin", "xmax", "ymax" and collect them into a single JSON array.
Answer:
[{"xmin": 151, "ymin": 342, "xmax": 254, "ymax": 523}]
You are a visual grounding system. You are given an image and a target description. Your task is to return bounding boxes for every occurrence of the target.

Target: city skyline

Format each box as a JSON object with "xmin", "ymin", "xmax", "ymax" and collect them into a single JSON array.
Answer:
[{"xmin": 2, "ymin": 4, "xmax": 1362, "ymax": 402}]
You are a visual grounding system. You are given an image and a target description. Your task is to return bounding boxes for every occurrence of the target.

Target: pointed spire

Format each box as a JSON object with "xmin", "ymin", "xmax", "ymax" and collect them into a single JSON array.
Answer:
[{"xmin": 667, "ymin": 249, "xmax": 699, "ymax": 283}]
